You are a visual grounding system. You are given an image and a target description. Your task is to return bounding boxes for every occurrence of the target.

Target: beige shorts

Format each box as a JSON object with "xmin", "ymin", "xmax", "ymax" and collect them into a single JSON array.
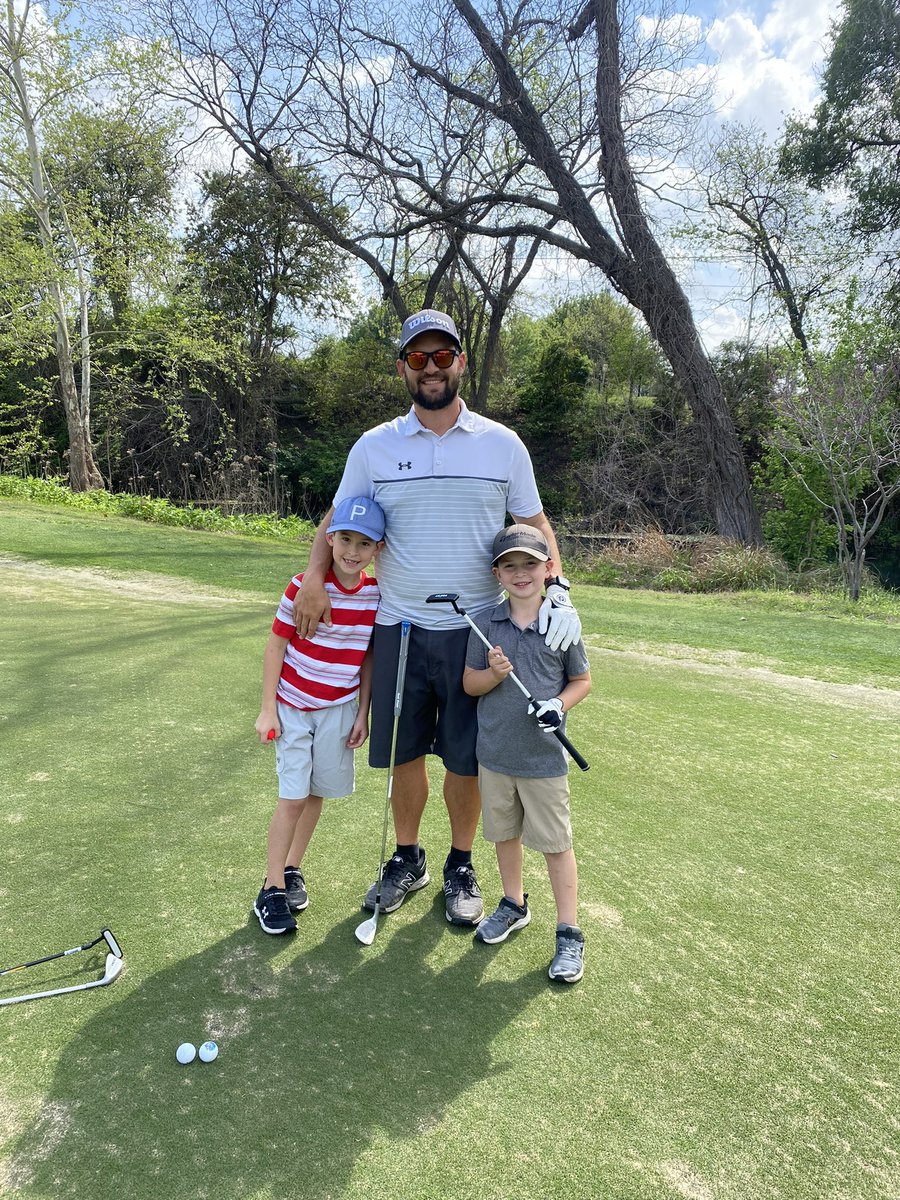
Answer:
[{"xmin": 478, "ymin": 765, "xmax": 572, "ymax": 854}]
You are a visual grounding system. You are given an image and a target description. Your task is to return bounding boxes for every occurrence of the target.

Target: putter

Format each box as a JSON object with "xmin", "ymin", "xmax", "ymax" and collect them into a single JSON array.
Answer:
[
  {"xmin": 426, "ymin": 592, "xmax": 590, "ymax": 772},
  {"xmin": 355, "ymin": 620, "xmax": 412, "ymax": 946},
  {"xmin": 0, "ymin": 927, "xmax": 122, "ymax": 978},
  {"xmin": 0, "ymin": 930, "xmax": 124, "ymax": 1008}
]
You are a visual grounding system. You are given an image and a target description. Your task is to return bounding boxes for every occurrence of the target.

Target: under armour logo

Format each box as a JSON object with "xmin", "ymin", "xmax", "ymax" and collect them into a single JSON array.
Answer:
[{"xmin": 398, "ymin": 461, "xmax": 412, "ymax": 470}]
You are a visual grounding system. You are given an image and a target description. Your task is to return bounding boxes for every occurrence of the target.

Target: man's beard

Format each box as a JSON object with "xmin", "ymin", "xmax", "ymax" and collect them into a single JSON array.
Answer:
[{"xmin": 407, "ymin": 376, "xmax": 459, "ymax": 410}]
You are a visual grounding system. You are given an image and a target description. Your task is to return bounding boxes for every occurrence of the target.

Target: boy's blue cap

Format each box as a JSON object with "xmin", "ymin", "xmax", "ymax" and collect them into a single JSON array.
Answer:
[{"xmin": 328, "ymin": 496, "xmax": 385, "ymax": 541}]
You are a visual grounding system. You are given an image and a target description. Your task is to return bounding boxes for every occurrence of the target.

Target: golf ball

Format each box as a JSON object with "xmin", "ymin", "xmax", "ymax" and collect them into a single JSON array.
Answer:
[
  {"xmin": 198, "ymin": 1040, "xmax": 219, "ymax": 1063},
  {"xmin": 176, "ymin": 1042, "xmax": 196, "ymax": 1064}
]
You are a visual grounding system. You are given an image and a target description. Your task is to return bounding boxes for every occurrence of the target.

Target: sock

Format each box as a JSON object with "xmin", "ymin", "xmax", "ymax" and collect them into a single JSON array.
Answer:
[
  {"xmin": 556, "ymin": 922, "xmax": 584, "ymax": 938},
  {"xmin": 395, "ymin": 843, "xmax": 421, "ymax": 862},
  {"xmin": 445, "ymin": 846, "xmax": 472, "ymax": 869}
]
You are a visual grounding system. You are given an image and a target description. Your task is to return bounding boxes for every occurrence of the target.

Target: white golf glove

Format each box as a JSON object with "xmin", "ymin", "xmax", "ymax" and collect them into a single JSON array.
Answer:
[
  {"xmin": 538, "ymin": 582, "xmax": 581, "ymax": 652},
  {"xmin": 527, "ymin": 697, "xmax": 564, "ymax": 733}
]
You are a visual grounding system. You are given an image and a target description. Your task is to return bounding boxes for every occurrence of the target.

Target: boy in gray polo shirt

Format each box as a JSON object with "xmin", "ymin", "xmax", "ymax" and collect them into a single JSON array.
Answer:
[{"xmin": 463, "ymin": 525, "xmax": 592, "ymax": 983}]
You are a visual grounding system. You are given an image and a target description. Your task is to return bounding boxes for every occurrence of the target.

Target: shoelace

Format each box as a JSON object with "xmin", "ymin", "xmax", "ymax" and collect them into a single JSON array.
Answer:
[
  {"xmin": 554, "ymin": 937, "xmax": 583, "ymax": 967},
  {"xmin": 448, "ymin": 865, "xmax": 479, "ymax": 895}
]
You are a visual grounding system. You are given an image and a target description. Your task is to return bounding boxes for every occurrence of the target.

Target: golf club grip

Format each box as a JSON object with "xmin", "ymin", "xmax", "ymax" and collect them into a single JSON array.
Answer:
[{"xmin": 553, "ymin": 727, "xmax": 589, "ymax": 771}]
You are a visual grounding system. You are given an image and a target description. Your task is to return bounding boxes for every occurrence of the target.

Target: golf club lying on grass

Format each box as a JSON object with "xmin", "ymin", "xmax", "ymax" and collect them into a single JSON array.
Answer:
[
  {"xmin": 0, "ymin": 928, "xmax": 124, "ymax": 1007},
  {"xmin": 426, "ymin": 592, "xmax": 590, "ymax": 772},
  {"xmin": 355, "ymin": 620, "xmax": 411, "ymax": 946}
]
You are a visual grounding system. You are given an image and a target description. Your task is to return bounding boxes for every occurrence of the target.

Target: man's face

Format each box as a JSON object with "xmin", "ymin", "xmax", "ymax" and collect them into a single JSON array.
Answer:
[{"xmin": 396, "ymin": 332, "xmax": 466, "ymax": 411}]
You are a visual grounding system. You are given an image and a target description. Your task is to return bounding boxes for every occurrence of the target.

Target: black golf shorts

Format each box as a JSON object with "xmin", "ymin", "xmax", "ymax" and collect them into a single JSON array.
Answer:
[{"xmin": 368, "ymin": 623, "xmax": 478, "ymax": 777}]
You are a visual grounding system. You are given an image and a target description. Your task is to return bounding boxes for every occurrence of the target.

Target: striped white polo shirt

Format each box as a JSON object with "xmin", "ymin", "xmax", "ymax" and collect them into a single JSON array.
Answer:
[
  {"xmin": 334, "ymin": 403, "xmax": 542, "ymax": 628},
  {"xmin": 272, "ymin": 570, "xmax": 380, "ymax": 710}
]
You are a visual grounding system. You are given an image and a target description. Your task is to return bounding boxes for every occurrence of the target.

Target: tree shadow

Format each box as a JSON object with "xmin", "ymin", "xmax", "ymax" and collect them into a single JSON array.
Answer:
[{"xmin": 7, "ymin": 910, "xmax": 545, "ymax": 1198}]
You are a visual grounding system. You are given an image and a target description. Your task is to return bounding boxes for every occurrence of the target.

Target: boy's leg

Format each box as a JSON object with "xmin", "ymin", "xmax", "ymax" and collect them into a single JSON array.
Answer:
[
  {"xmin": 545, "ymin": 848, "xmax": 579, "ymax": 927},
  {"xmin": 495, "ymin": 838, "xmax": 526, "ymax": 908},
  {"xmin": 285, "ymin": 795, "xmax": 324, "ymax": 869},
  {"xmin": 266, "ymin": 798, "xmax": 307, "ymax": 890}
]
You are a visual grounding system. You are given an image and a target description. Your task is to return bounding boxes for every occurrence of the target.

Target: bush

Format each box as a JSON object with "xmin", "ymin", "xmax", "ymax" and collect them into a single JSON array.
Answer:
[{"xmin": 0, "ymin": 475, "xmax": 315, "ymax": 542}]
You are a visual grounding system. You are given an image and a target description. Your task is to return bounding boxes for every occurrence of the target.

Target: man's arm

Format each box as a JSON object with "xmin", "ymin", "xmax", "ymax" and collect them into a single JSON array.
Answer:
[
  {"xmin": 512, "ymin": 511, "xmax": 581, "ymax": 652},
  {"xmin": 292, "ymin": 506, "xmax": 335, "ymax": 638}
]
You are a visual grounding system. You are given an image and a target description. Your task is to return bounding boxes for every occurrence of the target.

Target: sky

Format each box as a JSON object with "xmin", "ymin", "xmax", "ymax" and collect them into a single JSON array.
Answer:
[{"xmin": 668, "ymin": 0, "xmax": 840, "ymax": 347}]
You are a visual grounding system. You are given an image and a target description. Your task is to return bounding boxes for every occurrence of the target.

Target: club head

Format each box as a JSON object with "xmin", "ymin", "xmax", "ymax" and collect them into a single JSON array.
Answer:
[
  {"xmin": 102, "ymin": 928, "xmax": 123, "ymax": 959},
  {"xmin": 426, "ymin": 592, "xmax": 460, "ymax": 610},
  {"xmin": 101, "ymin": 953, "xmax": 124, "ymax": 984},
  {"xmin": 354, "ymin": 916, "xmax": 377, "ymax": 946}
]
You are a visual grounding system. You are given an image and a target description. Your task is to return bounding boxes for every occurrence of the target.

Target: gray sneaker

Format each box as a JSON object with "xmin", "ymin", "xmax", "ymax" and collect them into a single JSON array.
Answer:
[
  {"xmin": 284, "ymin": 866, "xmax": 309, "ymax": 912},
  {"xmin": 362, "ymin": 852, "xmax": 430, "ymax": 913},
  {"xmin": 474, "ymin": 896, "xmax": 531, "ymax": 944},
  {"xmin": 548, "ymin": 925, "xmax": 585, "ymax": 983},
  {"xmin": 443, "ymin": 859, "xmax": 484, "ymax": 926}
]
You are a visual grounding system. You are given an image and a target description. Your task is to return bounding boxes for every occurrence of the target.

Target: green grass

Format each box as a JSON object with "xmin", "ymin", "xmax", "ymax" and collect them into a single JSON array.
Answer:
[{"xmin": 1, "ymin": 502, "xmax": 899, "ymax": 1200}]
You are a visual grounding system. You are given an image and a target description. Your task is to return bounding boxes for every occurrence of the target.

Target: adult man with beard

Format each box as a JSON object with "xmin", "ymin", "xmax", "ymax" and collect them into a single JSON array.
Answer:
[{"xmin": 294, "ymin": 309, "xmax": 581, "ymax": 926}]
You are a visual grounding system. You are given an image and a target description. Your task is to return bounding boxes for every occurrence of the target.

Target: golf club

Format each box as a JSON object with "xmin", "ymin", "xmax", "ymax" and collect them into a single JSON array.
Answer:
[
  {"xmin": 426, "ymin": 592, "xmax": 590, "ymax": 772},
  {"xmin": 355, "ymin": 620, "xmax": 412, "ymax": 946},
  {"xmin": 0, "ymin": 932, "xmax": 124, "ymax": 1008},
  {"xmin": 0, "ymin": 927, "xmax": 122, "ymax": 978}
]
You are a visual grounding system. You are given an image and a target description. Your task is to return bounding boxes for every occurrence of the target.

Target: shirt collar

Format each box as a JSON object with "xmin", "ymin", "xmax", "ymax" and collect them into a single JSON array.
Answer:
[
  {"xmin": 404, "ymin": 399, "xmax": 476, "ymax": 437},
  {"xmin": 490, "ymin": 597, "xmax": 540, "ymax": 631}
]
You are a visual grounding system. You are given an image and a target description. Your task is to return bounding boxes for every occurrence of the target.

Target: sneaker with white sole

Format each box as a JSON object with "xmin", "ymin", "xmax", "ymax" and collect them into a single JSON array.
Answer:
[
  {"xmin": 548, "ymin": 925, "xmax": 585, "ymax": 983},
  {"xmin": 362, "ymin": 852, "xmax": 430, "ymax": 913},
  {"xmin": 284, "ymin": 866, "xmax": 309, "ymax": 912},
  {"xmin": 254, "ymin": 885, "xmax": 297, "ymax": 935},
  {"xmin": 443, "ymin": 859, "xmax": 484, "ymax": 926},
  {"xmin": 474, "ymin": 896, "xmax": 531, "ymax": 944}
]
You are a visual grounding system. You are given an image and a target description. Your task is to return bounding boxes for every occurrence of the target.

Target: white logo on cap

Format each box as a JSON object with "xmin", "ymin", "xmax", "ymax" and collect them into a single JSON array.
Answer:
[{"xmin": 351, "ymin": 503, "xmax": 367, "ymax": 521}]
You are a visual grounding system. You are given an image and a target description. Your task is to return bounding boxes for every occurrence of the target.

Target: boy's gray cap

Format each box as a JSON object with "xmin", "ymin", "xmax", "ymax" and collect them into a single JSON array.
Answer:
[
  {"xmin": 491, "ymin": 524, "xmax": 551, "ymax": 565},
  {"xmin": 399, "ymin": 309, "xmax": 462, "ymax": 351}
]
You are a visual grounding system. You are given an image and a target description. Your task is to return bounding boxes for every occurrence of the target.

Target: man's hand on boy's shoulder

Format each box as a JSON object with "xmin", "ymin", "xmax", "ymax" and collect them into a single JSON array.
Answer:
[
  {"xmin": 538, "ymin": 579, "xmax": 581, "ymax": 652},
  {"xmin": 293, "ymin": 575, "xmax": 331, "ymax": 637}
]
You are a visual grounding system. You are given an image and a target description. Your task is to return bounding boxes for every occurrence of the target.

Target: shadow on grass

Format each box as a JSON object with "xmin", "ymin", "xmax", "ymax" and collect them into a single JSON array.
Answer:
[{"xmin": 8, "ymin": 908, "xmax": 544, "ymax": 1199}]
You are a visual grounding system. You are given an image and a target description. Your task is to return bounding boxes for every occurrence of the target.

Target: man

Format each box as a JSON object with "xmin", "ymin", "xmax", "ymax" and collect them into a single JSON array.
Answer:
[{"xmin": 294, "ymin": 309, "xmax": 581, "ymax": 926}]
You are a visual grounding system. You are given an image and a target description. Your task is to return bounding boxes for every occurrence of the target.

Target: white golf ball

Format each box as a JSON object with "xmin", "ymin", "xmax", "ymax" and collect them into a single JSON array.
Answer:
[
  {"xmin": 198, "ymin": 1040, "xmax": 219, "ymax": 1063},
  {"xmin": 176, "ymin": 1042, "xmax": 197, "ymax": 1064}
]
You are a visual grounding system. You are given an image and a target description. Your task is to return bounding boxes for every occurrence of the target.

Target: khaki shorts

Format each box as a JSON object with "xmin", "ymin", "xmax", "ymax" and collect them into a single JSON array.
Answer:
[
  {"xmin": 478, "ymin": 765, "xmax": 572, "ymax": 854},
  {"xmin": 275, "ymin": 699, "xmax": 357, "ymax": 800}
]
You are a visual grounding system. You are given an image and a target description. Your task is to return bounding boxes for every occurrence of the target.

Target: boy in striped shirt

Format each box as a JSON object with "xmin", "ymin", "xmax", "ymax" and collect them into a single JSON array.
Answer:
[{"xmin": 253, "ymin": 496, "xmax": 383, "ymax": 934}]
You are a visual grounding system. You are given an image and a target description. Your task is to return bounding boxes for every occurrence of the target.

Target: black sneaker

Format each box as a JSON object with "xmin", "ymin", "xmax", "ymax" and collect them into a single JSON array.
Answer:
[
  {"xmin": 284, "ymin": 866, "xmax": 309, "ymax": 912},
  {"xmin": 362, "ymin": 852, "xmax": 430, "ymax": 913},
  {"xmin": 254, "ymin": 885, "xmax": 297, "ymax": 935},
  {"xmin": 548, "ymin": 925, "xmax": 585, "ymax": 983},
  {"xmin": 475, "ymin": 896, "xmax": 531, "ymax": 944},
  {"xmin": 443, "ymin": 859, "xmax": 484, "ymax": 926}
]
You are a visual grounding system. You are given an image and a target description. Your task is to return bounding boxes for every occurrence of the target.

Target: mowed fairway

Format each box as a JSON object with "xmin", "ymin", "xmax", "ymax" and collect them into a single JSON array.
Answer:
[{"xmin": 1, "ymin": 502, "xmax": 898, "ymax": 1200}]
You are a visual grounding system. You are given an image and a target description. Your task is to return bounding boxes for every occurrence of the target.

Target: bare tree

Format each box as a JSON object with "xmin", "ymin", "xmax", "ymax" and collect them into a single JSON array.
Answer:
[
  {"xmin": 683, "ymin": 124, "xmax": 857, "ymax": 357},
  {"xmin": 147, "ymin": 0, "xmax": 762, "ymax": 538},
  {"xmin": 772, "ymin": 320, "xmax": 900, "ymax": 600}
]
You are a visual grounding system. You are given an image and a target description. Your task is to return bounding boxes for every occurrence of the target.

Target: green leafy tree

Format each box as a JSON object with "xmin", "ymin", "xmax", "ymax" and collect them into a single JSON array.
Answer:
[
  {"xmin": 770, "ymin": 303, "xmax": 900, "ymax": 599},
  {"xmin": 781, "ymin": 0, "xmax": 900, "ymax": 240},
  {"xmin": 185, "ymin": 157, "xmax": 350, "ymax": 363}
]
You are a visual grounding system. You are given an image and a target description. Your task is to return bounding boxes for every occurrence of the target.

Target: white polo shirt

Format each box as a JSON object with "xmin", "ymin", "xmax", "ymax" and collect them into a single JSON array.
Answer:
[{"xmin": 334, "ymin": 403, "xmax": 542, "ymax": 628}]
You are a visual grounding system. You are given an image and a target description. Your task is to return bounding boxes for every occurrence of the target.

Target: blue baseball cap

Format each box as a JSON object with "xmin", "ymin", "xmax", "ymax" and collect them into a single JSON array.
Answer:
[{"xmin": 328, "ymin": 496, "xmax": 385, "ymax": 541}]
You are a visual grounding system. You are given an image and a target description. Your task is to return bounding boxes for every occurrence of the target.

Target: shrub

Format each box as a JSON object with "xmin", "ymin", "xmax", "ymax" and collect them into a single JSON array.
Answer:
[{"xmin": 0, "ymin": 475, "xmax": 315, "ymax": 542}]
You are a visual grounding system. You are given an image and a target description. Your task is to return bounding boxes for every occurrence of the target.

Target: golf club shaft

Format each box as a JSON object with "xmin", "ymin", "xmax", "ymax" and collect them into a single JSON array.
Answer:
[
  {"xmin": 0, "ymin": 954, "xmax": 122, "ymax": 1006},
  {"xmin": 371, "ymin": 620, "xmax": 412, "ymax": 918},
  {"xmin": 427, "ymin": 594, "xmax": 590, "ymax": 772},
  {"xmin": 0, "ymin": 932, "xmax": 105, "ymax": 977}
]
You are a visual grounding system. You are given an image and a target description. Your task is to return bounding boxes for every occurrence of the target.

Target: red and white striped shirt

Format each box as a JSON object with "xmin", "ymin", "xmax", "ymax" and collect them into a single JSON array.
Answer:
[{"xmin": 272, "ymin": 569, "xmax": 380, "ymax": 711}]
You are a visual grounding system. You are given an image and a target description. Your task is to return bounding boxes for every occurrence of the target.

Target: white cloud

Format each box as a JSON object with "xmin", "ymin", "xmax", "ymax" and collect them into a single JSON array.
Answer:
[{"xmin": 706, "ymin": 0, "xmax": 834, "ymax": 136}]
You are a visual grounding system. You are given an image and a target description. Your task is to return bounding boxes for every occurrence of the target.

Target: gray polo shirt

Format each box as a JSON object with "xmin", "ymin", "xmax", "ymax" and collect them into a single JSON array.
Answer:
[{"xmin": 465, "ymin": 600, "xmax": 590, "ymax": 778}]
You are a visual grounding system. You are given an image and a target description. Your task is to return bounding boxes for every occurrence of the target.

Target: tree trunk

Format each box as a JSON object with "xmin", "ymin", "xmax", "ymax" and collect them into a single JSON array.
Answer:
[{"xmin": 11, "ymin": 28, "xmax": 103, "ymax": 492}]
